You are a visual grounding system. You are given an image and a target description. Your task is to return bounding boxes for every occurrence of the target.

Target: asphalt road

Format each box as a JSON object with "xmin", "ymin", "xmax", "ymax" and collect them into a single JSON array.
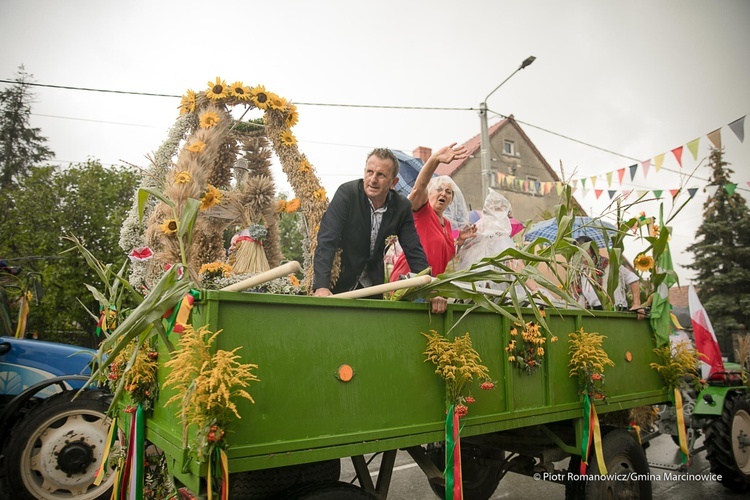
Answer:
[{"xmin": 339, "ymin": 433, "xmax": 744, "ymax": 499}]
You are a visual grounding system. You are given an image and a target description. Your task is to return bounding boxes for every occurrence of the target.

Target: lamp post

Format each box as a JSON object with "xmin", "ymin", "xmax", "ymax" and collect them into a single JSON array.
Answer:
[{"xmin": 479, "ymin": 55, "xmax": 536, "ymax": 201}]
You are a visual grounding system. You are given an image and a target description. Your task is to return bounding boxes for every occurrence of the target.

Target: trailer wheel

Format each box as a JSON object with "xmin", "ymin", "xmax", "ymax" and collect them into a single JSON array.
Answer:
[
  {"xmin": 282, "ymin": 480, "xmax": 376, "ymax": 499},
  {"xmin": 3, "ymin": 389, "xmax": 115, "ymax": 500},
  {"xmin": 565, "ymin": 428, "xmax": 652, "ymax": 500},
  {"xmin": 426, "ymin": 442, "xmax": 502, "ymax": 500},
  {"xmin": 229, "ymin": 459, "xmax": 341, "ymax": 499},
  {"xmin": 703, "ymin": 390, "xmax": 750, "ymax": 492}
]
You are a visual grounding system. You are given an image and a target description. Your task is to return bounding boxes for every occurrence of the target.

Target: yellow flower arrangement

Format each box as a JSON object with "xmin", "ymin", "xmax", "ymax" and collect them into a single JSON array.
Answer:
[
  {"xmin": 267, "ymin": 93, "xmax": 287, "ymax": 111},
  {"xmin": 205, "ymin": 77, "xmax": 228, "ymax": 101},
  {"xmin": 275, "ymin": 199, "xmax": 287, "ymax": 213},
  {"xmin": 313, "ymin": 188, "xmax": 327, "ymax": 202},
  {"xmin": 199, "ymin": 110, "xmax": 221, "ymax": 129},
  {"xmin": 286, "ymin": 104, "xmax": 299, "ymax": 128},
  {"xmin": 650, "ymin": 341, "xmax": 704, "ymax": 393},
  {"xmin": 174, "ymin": 171, "xmax": 193, "ymax": 184},
  {"xmin": 422, "ymin": 330, "xmax": 493, "ymax": 415},
  {"xmin": 103, "ymin": 339, "xmax": 159, "ymax": 410},
  {"xmin": 568, "ymin": 328, "xmax": 614, "ymax": 399},
  {"xmin": 199, "ymin": 261, "xmax": 233, "ymax": 280},
  {"xmin": 505, "ymin": 321, "xmax": 557, "ymax": 375},
  {"xmin": 163, "ymin": 325, "xmax": 259, "ymax": 457},
  {"xmin": 250, "ymin": 85, "xmax": 269, "ymax": 109},
  {"xmin": 200, "ymin": 185, "xmax": 222, "ymax": 210},
  {"xmin": 280, "ymin": 130, "xmax": 297, "ymax": 146},
  {"xmin": 228, "ymin": 81, "xmax": 251, "ymax": 101},
  {"xmin": 634, "ymin": 254, "xmax": 655, "ymax": 272},
  {"xmin": 160, "ymin": 219, "xmax": 179, "ymax": 235},
  {"xmin": 285, "ymin": 198, "xmax": 300, "ymax": 213},
  {"xmin": 298, "ymin": 159, "xmax": 311, "ymax": 173},
  {"xmin": 179, "ymin": 90, "xmax": 196, "ymax": 115},
  {"xmin": 186, "ymin": 140, "xmax": 206, "ymax": 153}
]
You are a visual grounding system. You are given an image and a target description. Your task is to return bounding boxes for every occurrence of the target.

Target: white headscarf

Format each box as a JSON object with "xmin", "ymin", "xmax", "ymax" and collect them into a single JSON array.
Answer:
[
  {"xmin": 427, "ymin": 175, "xmax": 470, "ymax": 229},
  {"xmin": 455, "ymin": 191, "xmax": 515, "ymax": 270}
]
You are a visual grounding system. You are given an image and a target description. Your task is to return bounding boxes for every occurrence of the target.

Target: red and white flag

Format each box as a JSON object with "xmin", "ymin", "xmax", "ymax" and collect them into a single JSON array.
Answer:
[{"xmin": 688, "ymin": 285, "xmax": 725, "ymax": 378}]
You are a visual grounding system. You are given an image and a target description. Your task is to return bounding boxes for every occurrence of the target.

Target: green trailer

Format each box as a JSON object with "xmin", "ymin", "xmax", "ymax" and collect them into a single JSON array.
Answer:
[{"xmin": 145, "ymin": 290, "xmax": 670, "ymax": 500}]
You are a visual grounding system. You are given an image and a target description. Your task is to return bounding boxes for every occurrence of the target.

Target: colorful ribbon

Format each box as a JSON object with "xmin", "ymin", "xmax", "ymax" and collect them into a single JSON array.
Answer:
[
  {"xmin": 207, "ymin": 447, "xmax": 230, "ymax": 500},
  {"xmin": 172, "ymin": 290, "xmax": 200, "ymax": 334},
  {"xmin": 674, "ymin": 388, "xmax": 689, "ymax": 464},
  {"xmin": 580, "ymin": 393, "xmax": 607, "ymax": 475},
  {"xmin": 94, "ymin": 415, "xmax": 118, "ymax": 486},
  {"xmin": 118, "ymin": 406, "xmax": 144, "ymax": 500},
  {"xmin": 444, "ymin": 404, "xmax": 463, "ymax": 500}
]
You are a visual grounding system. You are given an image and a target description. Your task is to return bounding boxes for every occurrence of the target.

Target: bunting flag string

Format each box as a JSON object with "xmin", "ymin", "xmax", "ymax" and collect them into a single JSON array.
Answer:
[
  {"xmin": 686, "ymin": 138, "xmax": 701, "ymax": 161},
  {"xmin": 671, "ymin": 146, "xmax": 684, "ymax": 167},
  {"xmin": 729, "ymin": 115, "xmax": 745, "ymax": 143}
]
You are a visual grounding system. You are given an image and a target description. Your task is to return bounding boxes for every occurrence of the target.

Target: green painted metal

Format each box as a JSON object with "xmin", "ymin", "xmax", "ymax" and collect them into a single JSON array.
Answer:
[
  {"xmin": 146, "ymin": 291, "xmax": 670, "ymax": 489},
  {"xmin": 693, "ymin": 386, "xmax": 749, "ymax": 417}
]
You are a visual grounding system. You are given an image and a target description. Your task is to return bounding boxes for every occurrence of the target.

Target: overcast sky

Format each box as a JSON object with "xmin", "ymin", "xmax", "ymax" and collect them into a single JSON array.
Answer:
[{"xmin": 1, "ymin": 0, "xmax": 748, "ymax": 282}]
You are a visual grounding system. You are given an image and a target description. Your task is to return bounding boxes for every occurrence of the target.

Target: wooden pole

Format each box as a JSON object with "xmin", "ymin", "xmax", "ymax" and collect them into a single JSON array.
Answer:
[
  {"xmin": 220, "ymin": 261, "xmax": 301, "ymax": 292},
  {"xmin": 332, "ymin": 275, "xmax": 433, "ymax": 299}
]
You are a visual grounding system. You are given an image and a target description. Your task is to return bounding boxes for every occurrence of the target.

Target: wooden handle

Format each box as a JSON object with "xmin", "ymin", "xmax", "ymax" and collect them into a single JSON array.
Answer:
[
  {"xmin": 220, "ymin": 261, "xmax": 301, "ymax": 292},
  {"xmin": 332, "ymin": 275, "xmax": 433, "ymax": 299}
]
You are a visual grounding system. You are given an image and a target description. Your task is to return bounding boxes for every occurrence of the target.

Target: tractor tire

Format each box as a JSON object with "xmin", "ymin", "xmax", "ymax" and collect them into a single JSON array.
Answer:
[
  {"xmin": 3, "ymin": 389, "xmax": 115, "ymax": 500},
  {"xmin": 565, "ymin": 428, "xmax": 652, "ymax": 500},
  {"xmin": 281, "ymin": 480, "xmax": 376, "ymax": 499},
  {"xmin": 703, "ymin": 390, "xmax": 750, "ymax": 492},
  {"xmin": 426, "ymin": 442, "xmax": 502, "ymax": 500},
  {"xmin": 228, "ymin": 459, "xmax": 341, "ymax": 499}
]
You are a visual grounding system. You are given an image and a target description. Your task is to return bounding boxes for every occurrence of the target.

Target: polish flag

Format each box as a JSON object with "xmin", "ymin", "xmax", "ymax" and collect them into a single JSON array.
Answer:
[{"xmin": 688, "ymin": 285, "xmax": 725, "ymax": 378}]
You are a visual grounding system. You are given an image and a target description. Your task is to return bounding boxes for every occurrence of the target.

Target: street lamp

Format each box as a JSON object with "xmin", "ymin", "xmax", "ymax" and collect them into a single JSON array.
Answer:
[{"xmin": 479, "ymin": 55, "xmax": 536, "ymax": 201}]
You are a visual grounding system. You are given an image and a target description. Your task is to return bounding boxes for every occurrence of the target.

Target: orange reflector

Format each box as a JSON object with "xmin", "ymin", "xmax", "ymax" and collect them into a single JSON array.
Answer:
[
  {"xmin": 337, "ymin": 364, "xmax": 354, "ymax": 382},
  {"xmin": 625, "ymin": 351, "xmax": 633, "ymax": 362}
]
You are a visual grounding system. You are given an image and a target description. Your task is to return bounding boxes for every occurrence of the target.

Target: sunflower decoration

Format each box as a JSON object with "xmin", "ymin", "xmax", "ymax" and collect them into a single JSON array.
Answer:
[
  {"xmin": 228, "ymin": 81, "xmax": 252, "ymax": 101},
  {"xmin": 205, "ymin": 77, "xmax": 229, "ymax": 101},
  {"xmin": 200, "ymin": 185, "xmax": 223, "ymax": 211},
  {"xmin": 199, "ymin": 110, "xmax": 221, "ymax": 129},
  {"xmin": 160, "ymin": 219, "xmax": 179, "ymax": 235},
  {"xmin": 280, "ymin": 130, "xmax": 297, "ymax": 146},
  {"xmin": 174, "ymin": 171, "xmax": 193, "ymax": 184},
  {"xmin": 186, "ymin": 141, "xmax": 206, "ymax": 153},
  {"xmin": 286, "ymin": 104, "xmax": 299, "ymax": 128},
  {"xmin": 634, "ymin": 253, "xmax": 655, "ymax": 272},
  {"xmin": 179, "ymin": 90, "xmax": 197, "ymax": 115},
  {"xmin": 250, "ymin": 85, "xmax": 270, "ymax": 110}
]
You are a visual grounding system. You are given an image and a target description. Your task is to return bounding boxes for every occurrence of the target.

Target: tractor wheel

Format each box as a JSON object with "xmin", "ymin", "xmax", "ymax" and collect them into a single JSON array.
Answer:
[
  {"xmin": 282, "ymin": 480, "xmax": 376, "ymax": 499},
  {"xmin": 426, "ymin": 442, "xmax": 502, "ymax": 500},
  {"xmin": 565, "ymin": 428, "xmax": 652, "ymax": 500},
  {"xmin": 703, "ymin": 390, "xmax": 750, "ymax": 492},
  {"xmin": 3, "ymin": 389, "xmax": 115, "ymax": 500}
]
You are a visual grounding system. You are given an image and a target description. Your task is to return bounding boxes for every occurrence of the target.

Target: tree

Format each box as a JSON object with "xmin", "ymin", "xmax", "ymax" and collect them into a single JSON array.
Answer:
[
  {"xmin": 686, "ymin": 148, "xmax": 750, "ymax": 356},
  {"xmin": 0, "ymin": 160, "xmax": 139, "ymax": 344},
  {"xmin": 0, "ymin": 66, "xmax": 53, "ymax": 190}
]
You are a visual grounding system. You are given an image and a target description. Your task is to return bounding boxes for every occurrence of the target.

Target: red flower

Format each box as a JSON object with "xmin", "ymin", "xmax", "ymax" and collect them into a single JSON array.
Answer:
[
  {"xmin": 455, "ymin": 404, "xmax": 469, "ymax": 418},
  {"xmin": 480, "ymin": 382, "xmax": 495, "ymax": 390},
  {"xmin": 465, "ymin": 396, "xmax": 476, "ymax": 404},
  {"xmin": 591, "ymin": 373, "xmax": 602, "ymax": 381}
]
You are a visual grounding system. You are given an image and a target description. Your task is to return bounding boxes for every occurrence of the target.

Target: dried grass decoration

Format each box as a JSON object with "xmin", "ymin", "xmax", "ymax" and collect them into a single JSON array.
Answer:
[{"xmin": 228, "ymin": 224, "xmax": 270, "ymax": 275}]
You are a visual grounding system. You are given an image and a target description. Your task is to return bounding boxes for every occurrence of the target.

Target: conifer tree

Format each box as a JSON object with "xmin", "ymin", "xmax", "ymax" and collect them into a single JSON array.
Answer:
[
  {"xmin": 0, "ymin": 66, "xmax": 53, "ymax": 189},
  {"xmin": 686, "ymin": 148, "xmax": 750, "ymax": 354}
]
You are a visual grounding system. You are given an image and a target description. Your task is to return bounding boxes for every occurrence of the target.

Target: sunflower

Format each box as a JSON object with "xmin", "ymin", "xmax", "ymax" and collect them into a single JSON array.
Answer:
[
  {"xmin": 160, "ymin": 219, "xmax": 179, "ymax": 235},
  {"xmin": 313, "ymin": 188, "xmax": 327, "ymax": 202},
  {"xmin": 280, "ymin": 130, "xmax": 297, "ymax": 146},
  {"xmin": 634, "ymin": 254, "xmax": 655, "ymax": 272},
  {"xmin": 275, "ymin": 199, "xmax": 287, "ymax": 213},
  {"xmin": 179, "ymin": 90, "xmax": 196, "ymax": 115},
  {"xmin": 298, "ymin": 160, "xmax": 311, "ymax": 173},
  {"xmin": 199, "ymin": 111, "xmax": 221, "ymax": 129},
  {"xmin": 186, "ymin": 140, "xmax": 206, "ymax": 153},
  {"xmin": 267, "ymin": 93, "xmax": 287, "ymax": 111},
  {"xmin": 200, "ymin": 185, "xmax": 222, "ymax": 210},
  {"xmin": 285, "ymin": 198, "xmax": 300, "ymax": 213},
  {"xmin": 174, "ymin": 171, "xmax": 193, "ymax": 184},
  {"xmin": 206, "ymin": 77, "xmax": 228, "ymax": 101},
  {"xmin": 228, "ymin": 81, "xmax": 252, "ymax": 101},
  {"xmin": 250, "ymin": 85, "xmax": 269, "ymax": 109},
  {"xmin": 285, "ymin": 104, "xmax": 299, "ymax": 128}
]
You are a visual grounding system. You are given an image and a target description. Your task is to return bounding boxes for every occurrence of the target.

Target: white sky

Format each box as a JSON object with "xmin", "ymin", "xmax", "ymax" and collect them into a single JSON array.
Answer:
[{"xmin": 1, "ymin": 0, "xmax": 749, "ymax": 282}]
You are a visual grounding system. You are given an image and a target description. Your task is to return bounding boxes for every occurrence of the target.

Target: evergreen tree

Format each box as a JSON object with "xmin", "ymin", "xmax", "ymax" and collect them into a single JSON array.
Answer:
[
  {"xmin": 686, "ymin": 148, "xmax": 750, "ymax": 355},
  {"xmin": 0, "ymin": 66, "xmax": 54, "ymax": 189}
]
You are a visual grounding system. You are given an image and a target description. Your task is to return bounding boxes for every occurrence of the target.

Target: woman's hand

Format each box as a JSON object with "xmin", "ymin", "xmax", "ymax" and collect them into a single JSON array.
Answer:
[
  {"xmin": 456, "ymin": 224, "xmax": 477, "ymax": 246},
  {"xmin": 433, "ymin": 143, "xmax": 468, "ymax": 164}
]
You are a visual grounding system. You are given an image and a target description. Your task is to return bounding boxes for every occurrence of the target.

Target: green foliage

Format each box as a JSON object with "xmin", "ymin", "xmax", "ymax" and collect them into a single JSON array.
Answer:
[
  {"xmin": 0, "ymin": 160, "xmax": 139, "ymax": 343},
  {"xmin": 0, "ymin": 66, "xmax": 53, "ymax": 189},
  {"xmin": 686, "ymin": 148, "xmax": 750, "ymax": 349}
]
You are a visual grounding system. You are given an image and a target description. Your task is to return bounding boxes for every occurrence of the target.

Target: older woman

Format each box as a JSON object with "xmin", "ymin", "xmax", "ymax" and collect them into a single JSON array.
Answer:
[{"xmin": 389, "ymin": 143, "xmax": 476, "ymax": 311}]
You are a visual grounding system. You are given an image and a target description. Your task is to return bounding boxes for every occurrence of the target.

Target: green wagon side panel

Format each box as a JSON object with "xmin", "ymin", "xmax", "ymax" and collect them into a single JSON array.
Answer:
[{"xmin": 145, "ymin": 291, "xmax": 669, "ymax": 489}]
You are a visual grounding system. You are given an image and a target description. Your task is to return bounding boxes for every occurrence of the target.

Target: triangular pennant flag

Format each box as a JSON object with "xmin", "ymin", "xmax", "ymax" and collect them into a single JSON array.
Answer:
[
  {"xmin": 617, "ymin": 168, "xmax": 625, "ymax": 184},
  {"xmin": 556, "ymin": 182, "xmax": 564, "ymax": 196},
  {"xmin": 670, "ymin": 189, "xmax": 680, "ymax": 198},
  {"xmin": 606, "ymin": 172, "xmax": 613, "ymax": 186},
  {"xmin": 580, "ymin": 178, "xmax": 587, "ymax": 189},
  {"xmin": 724, "ymin": 183, "xmax": 738, "ymax": 195},
  {"xmin": 653, "ymin": 190, "xmax": 663, "ymax": 198},
  {"xmin": 622, "ymin": 190, "xmax": 632, "ymax": 199},
  {"xmin": 729, "ymin": 115, "xmax": 746, "ymax": 143},
  {"xmin": 641, "ymin": 160, "xmax": 651, "ymax": 178},
  {"xmin": 636, "ymin": 190, "xmax": 648, "ymax": 199},
  {"xmin": 705, "ymin": 185, "xmax": 721, "ymax": 197},
  {"xmin": 496, "ymin": 172, "xmax": 505, "ymax": 183},
  {"xmin": 572, "ymin": 179, "xmax": 578, "ymax": 189},
  {"xmin": 707, "ymin": 128, "xmax": 722, "ymax": 150},
  {"xmin": 629, "ymin": 164, "xmax": 638, "ymax": 181},
  {"xmin": 608, "ymin": 190, "xmax": 617, "ymax": 199},
  {"xmin": 595, "ymin": 189, "xmax": 603, "ymax": 199},
  {"xmin": 687, "ymin": 187, "xmax": 698, "ymax": 198},
  {"xmin": 654, "ymin": 153, "xmax": 665, "ymax": 173},
  {"xmin": 590, "ymin": 176, "xmax": 597, "ymax": 188},
  {"xmin": 671, "ymin": 146, "xmax": 683, "ymax": 167},
  {"xmin": 686, "ymin": 138, "xmax": 700, "ymax": 160}
]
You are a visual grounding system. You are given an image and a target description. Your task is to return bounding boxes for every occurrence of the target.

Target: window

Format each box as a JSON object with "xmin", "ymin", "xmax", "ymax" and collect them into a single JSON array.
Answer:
[{"xmin": 503, "ymin": 140, "xmax": 515, "ymax": 156}]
